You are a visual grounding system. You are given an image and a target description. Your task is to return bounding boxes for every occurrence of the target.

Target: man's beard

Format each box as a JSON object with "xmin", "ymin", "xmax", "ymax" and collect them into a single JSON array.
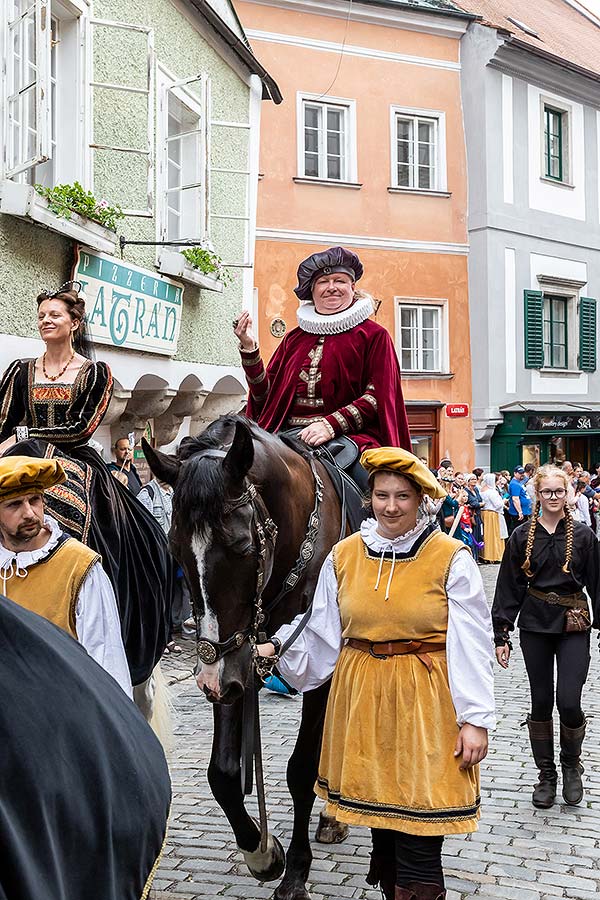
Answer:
[{"xmin": 13, "ymin": 520, "xmax": 43, "ymax": 544}]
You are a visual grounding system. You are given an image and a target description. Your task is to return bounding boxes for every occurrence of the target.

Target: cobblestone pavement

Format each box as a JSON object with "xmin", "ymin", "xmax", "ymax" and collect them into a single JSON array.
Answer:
[{"xmin": 154, "ymin": 565, "xmax": 600, "ymax": 900}]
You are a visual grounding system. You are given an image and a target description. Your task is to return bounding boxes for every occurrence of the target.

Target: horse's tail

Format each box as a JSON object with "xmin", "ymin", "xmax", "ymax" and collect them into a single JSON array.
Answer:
[{"xmin": 133, "ymin": 663, "xmax": 175, "ymax": 757}]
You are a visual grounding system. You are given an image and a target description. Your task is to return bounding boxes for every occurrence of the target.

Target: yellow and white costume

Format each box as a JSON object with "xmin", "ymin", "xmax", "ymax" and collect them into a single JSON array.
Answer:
[{"xmin": 274, "ymin": 450, "xmax": 495, "ymax": 837}]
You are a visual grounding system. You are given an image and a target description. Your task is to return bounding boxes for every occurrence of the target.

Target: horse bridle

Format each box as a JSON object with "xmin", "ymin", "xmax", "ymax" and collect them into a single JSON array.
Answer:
[{"xmin": 192, "ymin": 448, "xmax": 324, "ymax": 676}]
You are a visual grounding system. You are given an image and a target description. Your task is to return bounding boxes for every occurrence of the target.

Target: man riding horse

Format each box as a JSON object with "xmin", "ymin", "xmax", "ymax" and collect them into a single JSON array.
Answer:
[{"xmin": 234, "ymin": 246, "xmax": 411, "ymax": 469}]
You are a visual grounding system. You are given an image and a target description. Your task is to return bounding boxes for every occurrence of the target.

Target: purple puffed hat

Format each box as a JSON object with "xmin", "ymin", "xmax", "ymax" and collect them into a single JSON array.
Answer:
[{"xmin": 294, "ymin": 247, "xmax": 363, "ymax": 304}]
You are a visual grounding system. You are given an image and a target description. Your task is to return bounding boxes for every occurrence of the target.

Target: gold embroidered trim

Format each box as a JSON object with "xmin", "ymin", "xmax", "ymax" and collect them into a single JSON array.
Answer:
[
  {"xmin": 322, "ymin": 419, "xmax": 336, "ymax": 439},
  {"xmin": 363, "ymin": 393, "xmax": 378, "ymax": 410},
  {"xmin": 288, "ymin": 415, "xmax": 323, "ymax": 427},
  {"xmin": 296, "ymin": 396, "xmax": 324, "ymax": 408},
  {"xmin": 140, "ymin": 824, "xmax": 169, "ymax": 900},
  {"xmin": 246, "ymin": 371, "xmax": 267, "ymax": 386},
  {"xmin": 332, "ymin": 410, "xmax": 350, "ymax": 434},
  {"xmin": 299, "ymin": 369, "xmax": 322, "ymax": 384},
  {"xmin": 241, "ymin": 350, "xmax": 262, "ymax": 367},
  {"xmin": 346, "ymin": 403, "xmax": 363, "ymax": 429}
]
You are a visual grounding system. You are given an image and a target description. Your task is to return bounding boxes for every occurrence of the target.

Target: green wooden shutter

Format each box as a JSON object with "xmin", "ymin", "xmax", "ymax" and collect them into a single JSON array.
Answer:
[
  {"xmin": 524, "ymin": 290, "xmax": 544, "ymax": 369},
  {"xmin": 579, "ymin": 297, "xmax": 597, "ymax": 372}
]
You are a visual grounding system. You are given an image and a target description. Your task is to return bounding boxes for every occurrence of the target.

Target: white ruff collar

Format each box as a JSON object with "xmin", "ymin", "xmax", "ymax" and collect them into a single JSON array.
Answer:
[{"xmin": 296, "ymin": 296, "xmax": 374, "ymax": 335}]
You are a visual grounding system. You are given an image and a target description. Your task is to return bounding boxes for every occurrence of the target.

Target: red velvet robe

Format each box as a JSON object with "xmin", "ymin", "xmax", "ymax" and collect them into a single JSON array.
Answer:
[{"xmin": 246, "ymin": 320, "xmax": 411, "ymax": 452}]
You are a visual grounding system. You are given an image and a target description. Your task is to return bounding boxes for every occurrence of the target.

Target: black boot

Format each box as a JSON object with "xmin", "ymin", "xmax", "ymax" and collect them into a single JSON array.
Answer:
[
  {"xmin": 560, "ymin": 719, "xmax": 586, "ymax": 806},
  {"xmin": 526, "ymin": 717, "xmax": 557, "ymax": 808},
  {"xmin": 396, "ymin": 885, "xmax": 446, "ymax": 900}
]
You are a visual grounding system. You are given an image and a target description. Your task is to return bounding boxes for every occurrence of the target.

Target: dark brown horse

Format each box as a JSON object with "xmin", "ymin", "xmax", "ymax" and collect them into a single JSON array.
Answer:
[{"xmin": 144, "ymin": 415, "xmax": 346, "ymax": 900}]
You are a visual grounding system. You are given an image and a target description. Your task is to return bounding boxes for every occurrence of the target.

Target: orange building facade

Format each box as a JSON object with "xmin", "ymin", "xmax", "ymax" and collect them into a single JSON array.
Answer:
[{"xmin": 236, "ymin": 0, "xmax": 476, "ymax": 469}]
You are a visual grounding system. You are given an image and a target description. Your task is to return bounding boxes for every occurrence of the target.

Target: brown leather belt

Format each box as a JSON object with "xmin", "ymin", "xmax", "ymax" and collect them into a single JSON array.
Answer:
[
  {"xmin": 346, "ymin": 639, "xmax": 446, "ymax": 672},
  {"xmin": 527, "ymin": 588, "xmax": 587, "ymax": 609}
]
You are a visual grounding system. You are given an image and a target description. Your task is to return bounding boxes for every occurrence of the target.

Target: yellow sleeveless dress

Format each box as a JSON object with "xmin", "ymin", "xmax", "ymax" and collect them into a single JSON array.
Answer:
[{"xmin": 315, "ymin": 528, "xmax": 481, "ymax": 836}]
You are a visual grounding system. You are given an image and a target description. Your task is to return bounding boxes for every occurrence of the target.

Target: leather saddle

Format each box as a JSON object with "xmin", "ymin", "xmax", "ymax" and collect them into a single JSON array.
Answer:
[{"xmin": 278, "ymin": 429, "xmax": 367, "ymax": 533}]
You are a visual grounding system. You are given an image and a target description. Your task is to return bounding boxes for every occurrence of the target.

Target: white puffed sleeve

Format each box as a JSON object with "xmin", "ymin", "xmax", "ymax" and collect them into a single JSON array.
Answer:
[
  {"xmin": 446, "ymin": 549, "xmax": 496, "ymax": 730},
  {"xmin": 273, "ymin": 552, "xmax": 343, "ymax": 693},
  {"xmin": 75, "ymin": 562, "xmax": 134, "ymax": 699}
]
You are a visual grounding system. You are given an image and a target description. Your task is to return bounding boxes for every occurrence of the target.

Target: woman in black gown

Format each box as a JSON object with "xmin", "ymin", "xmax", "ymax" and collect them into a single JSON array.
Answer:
[{"xmin": 0, "ymin": 282, "xmax": 172, "ymax": 685}]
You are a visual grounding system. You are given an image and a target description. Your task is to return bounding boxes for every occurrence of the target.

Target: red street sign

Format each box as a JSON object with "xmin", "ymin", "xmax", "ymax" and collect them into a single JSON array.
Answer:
[{"xmin": 446, "ymin": 404, "xmax": 469, "ymax": 418}]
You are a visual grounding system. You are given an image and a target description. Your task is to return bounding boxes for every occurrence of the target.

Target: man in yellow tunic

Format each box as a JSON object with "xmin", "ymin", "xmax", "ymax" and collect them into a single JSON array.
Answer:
[
  {"xmin": 258, "ymin": 448, "xmax": 495, "ymax": 900},
  {"xmin": 0, "ymin": 456, "xmax": 132, "ymax": 697}
]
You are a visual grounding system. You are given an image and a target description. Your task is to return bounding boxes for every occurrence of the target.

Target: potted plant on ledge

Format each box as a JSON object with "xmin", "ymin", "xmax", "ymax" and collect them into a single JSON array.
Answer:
[
  {"xmin": 0, "ymin": 179, "xmax": 123, "ymax": 254},
  {"xmin": 157, "ymin": 245, "xmax": 230, "ymax": 293}
]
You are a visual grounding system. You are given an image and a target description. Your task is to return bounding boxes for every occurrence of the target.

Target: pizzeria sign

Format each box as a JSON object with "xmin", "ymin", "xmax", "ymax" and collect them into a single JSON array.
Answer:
[{"xmin": 74, "ymin": 248, "xmax": 184, "ymax": 356}]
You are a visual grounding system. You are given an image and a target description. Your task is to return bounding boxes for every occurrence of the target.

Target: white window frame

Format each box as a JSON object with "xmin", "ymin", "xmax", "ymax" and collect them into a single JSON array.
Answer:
[
  {"xmin": 395, "ymin": 297, "xmax": 448, "ymax": 374},
  {"xmin": 1, "ymin": 0, "xmax": 89, "ymax": 184},
  {"xmin": 296, "ymin": 92, "xmax": 357, "ymax": 183},
  {"xmin": 537, "ymin": 276, "xmax": 580, "ymax": 373},
  {"xmin": 156, "ymin": 64, "xmax": 209, "ymax": 255},
  {"xmin": 389, "ymin": 106, "xmax": 447, "ymax": 193},
  {"xmin": 88, "ymin": 18, "xmax": 154, "ymax": 217},
  {"xmin": 539, "ymin": 94, "xmax": 573, "ymax": 186}
]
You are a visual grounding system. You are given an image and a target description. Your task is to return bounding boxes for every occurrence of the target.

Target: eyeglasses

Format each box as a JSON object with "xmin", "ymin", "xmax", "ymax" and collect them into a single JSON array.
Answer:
[{"xmin": 539, "ymin": 488, "xmax": 567, "ymax": 500}]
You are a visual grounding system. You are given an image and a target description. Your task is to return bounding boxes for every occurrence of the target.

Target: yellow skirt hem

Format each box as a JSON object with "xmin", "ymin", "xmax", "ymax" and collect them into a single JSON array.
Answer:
[{"xmin": 315, "ymin": 786, "xmax": 480, "ymax": 837}]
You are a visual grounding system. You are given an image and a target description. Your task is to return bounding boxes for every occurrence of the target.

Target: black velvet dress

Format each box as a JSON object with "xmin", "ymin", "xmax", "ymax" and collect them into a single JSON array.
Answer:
[
  {"xmin": 0, "ymin": 596, "xmax": 171, "ymax": 900},
  {"xmin": 0, "ymin": 358, "xmax": 173, "ymax": 684}
]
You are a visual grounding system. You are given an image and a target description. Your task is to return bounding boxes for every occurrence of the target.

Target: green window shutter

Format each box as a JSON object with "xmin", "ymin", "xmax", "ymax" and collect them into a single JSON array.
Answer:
[
  {"xmin": 524, "ymin": 290, "xmax": 544, "ymax": 369},
  {"xmin": 579, "ymin": 297, "xmax": 597, "ymax": 373}
]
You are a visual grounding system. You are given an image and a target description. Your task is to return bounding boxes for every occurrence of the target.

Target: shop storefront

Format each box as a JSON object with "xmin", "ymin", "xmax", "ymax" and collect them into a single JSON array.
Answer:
[{"xmin": 491, "ymin": 411, "xmax": 600, "ymax": 472}]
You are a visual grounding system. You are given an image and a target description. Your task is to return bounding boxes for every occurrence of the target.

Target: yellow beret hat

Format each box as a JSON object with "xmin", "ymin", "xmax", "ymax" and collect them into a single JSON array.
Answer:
[
  {"xmin": 0, "ymin": 456, "xmax": 66, "ymax": 503},
  {"xmin": 360, "ymin": 447, "xmax": 447, "ymax": 500}
]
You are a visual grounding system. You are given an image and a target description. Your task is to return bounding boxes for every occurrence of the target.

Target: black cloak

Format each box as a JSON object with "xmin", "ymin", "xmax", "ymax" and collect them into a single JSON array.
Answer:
[{"xmin": 0, "ymin": 597, "xmax": 171, "ymax": 900}]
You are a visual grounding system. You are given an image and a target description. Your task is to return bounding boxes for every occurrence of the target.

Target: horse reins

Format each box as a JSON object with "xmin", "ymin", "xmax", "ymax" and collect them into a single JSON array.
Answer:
[{"xmin": 190, "ymin": 447, "xmax": 327, "ymax": 854}]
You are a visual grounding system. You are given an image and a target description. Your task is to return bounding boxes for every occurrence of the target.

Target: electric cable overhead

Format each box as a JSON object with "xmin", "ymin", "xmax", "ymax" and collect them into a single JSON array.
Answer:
[{"xmin": 314, "ymin": 0, "xmax": 354, "ymax": 99}]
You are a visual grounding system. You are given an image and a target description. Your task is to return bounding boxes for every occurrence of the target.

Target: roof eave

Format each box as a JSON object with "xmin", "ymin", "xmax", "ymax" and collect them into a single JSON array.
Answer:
[
  {"xmin": 359, "ymin": 0, "xmax": 477, "ymax": 21},
  {"xmin": 506, "ymin": 35, "xmax": 600, "ymax": 86},
  {"xmin": 186, "ymin": 0, "xmax": 283, "ymax": 103}
]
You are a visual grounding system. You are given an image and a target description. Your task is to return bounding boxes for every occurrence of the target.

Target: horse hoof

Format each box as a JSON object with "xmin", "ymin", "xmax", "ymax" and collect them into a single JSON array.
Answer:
[
  {"xmin": 314, "ymin": 811, "xmax": 349, "ymax": 844},
  {"xmin": 274, "ymin": 885, "xmax": 312, "ymax": 900},
  {"xmin": 239, "ymin": 833, "xmax": 286, "ymax": 882}
]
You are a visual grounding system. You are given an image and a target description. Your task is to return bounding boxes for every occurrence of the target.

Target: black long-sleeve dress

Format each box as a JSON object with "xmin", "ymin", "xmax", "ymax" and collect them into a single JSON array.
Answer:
[
  {"xmin": 0, "ymin": 358, "xmax": 173, "ymax": 685},
  {"xmin": 492, "ymin": 518, "xmax": 600, "ymax": 642}
]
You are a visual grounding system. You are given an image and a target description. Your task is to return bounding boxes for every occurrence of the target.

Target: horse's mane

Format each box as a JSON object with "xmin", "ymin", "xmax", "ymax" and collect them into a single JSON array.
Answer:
[{"xmin": 173, "ymin": 415, "xmax": 262, "ymax": 539}]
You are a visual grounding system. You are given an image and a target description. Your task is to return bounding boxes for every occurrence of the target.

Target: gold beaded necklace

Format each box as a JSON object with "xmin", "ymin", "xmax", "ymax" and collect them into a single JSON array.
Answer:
[{"xmin": 42, "ymin": 349, "xmax": 75, "ymax": 382}]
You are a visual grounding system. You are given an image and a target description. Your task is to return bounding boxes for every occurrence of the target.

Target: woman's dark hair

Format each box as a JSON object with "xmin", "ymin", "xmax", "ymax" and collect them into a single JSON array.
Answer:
[
  {"xmin": 36, "ymin": 282, "xmax": 95, "ymax": 358},
  {"xmin": 473, "ymin": 467, "xmax": 484, "ymax": 478}
]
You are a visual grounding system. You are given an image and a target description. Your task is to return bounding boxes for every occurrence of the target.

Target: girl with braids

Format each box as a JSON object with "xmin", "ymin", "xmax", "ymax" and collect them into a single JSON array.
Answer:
[
  {"xmin": 0, "ymin": 283, "xmax": 173, "ymax": 688},
  {"xmin": 492, "ymin": 465, "xmax": 600, "ymax": 809}
]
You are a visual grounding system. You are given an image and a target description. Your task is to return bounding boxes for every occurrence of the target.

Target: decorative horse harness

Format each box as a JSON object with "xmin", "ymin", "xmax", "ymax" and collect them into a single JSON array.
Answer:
[{"xmin": 192, "ymin": 448, "xmax": 325, "ymax": 679}]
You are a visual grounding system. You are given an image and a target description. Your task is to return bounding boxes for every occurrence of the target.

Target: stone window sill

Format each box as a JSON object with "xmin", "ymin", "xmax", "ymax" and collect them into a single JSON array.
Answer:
[
  {"xmin": 157, "ymin": 250, "xmax": 224, "ymax": 293},
  {"xmin": 0, "ymin": 180, "xmax": 118, "ymax": 254},
  {"xmin": 402, "ymin": 372, "xmax": 454, "ymax": 380},
  {"xmin": 388, "ymin": 187, "xmax": 451, "ymax": 198},
  {"xmin": 538, "ymin": 367, "xmax": 582, "ymax": 378},
  {"xmin": 293, "ymin": 177, "xmax": 362, "ymax": 189},
  {"xmin": 539, "ymin": 176, "xmax": 575, "ymax": 190}
]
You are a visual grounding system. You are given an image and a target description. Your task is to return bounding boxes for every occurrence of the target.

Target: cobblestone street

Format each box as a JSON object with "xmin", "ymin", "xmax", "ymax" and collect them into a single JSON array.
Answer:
[{"xmin": 155, "ymin": 564, "xmax": 600, "ymax": 900}]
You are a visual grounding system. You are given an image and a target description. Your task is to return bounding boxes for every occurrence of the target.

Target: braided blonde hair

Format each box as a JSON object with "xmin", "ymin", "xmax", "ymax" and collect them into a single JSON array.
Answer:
[{"xmin": 521, "ymin": 464, "xmax": 572, "ymax": 578}]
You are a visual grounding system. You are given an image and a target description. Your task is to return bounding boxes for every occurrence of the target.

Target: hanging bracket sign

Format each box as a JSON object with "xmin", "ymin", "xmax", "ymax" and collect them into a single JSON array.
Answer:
[{"xmin": 73, "ymin": 247, "xmax": 184, "ymax": 356}]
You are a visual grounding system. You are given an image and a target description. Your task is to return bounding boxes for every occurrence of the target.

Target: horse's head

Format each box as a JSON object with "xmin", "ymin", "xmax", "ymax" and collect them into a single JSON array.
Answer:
[{"xmin": 144, "ymin": 418, "xmax": 270, "ymax": 704}]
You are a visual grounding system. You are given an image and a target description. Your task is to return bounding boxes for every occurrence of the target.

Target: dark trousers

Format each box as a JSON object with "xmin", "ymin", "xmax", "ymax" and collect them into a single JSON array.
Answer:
[
  {"xmin": 371, "ymin": 828, "xmax": 445, "ymax": 888},
  {"xmin": 520, "ymin": 630, "xmax": 590, "ymax": 728}
]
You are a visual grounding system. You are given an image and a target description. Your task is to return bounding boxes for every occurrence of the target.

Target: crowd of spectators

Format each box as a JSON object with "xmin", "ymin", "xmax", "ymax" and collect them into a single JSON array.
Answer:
[{"xmin": 432, "ymin": 457, "xmax": 600, "ymax": 564}]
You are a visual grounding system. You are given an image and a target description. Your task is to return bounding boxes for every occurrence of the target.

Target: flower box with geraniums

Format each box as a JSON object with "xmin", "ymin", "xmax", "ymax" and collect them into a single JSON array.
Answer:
[
  {"xmin": 0, "ymin": 180, "xmax": 122, "ymax": 254},
  {"xmin": 157, "ymin": 246, "xmax": 230, "ymax": 293}
]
